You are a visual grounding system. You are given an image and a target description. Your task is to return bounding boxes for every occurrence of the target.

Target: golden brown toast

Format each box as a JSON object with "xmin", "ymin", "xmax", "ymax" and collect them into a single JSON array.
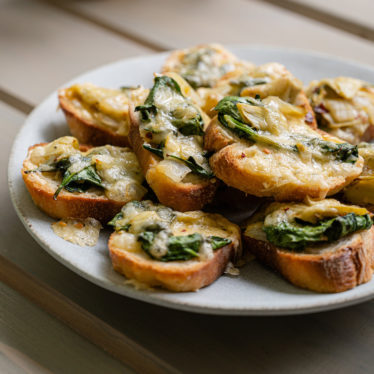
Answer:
[
  {"xmin": 129, "ymin": 107, "xmax": 218, "ymax": 211},
  {"xmin": 22, "ymin": 137, "xmax": 146, "ymax": 223},
  {"xmin": 108, "ymin": 202, "xmax": 241, "ymax": 291},
  {"xmin": 59, "ymin": 84, "xmax": 148, "ymax": 147},
  {"xmin": 243, "ymin": 199, "xmax": 374, "ymax": 293},
  {"xmin": 204, "ymin": 97, "xmax": 363, "ymax": 201},
  {"xmin": 244, "ymin": 229, "xmax": 374, "ymax": 293}
]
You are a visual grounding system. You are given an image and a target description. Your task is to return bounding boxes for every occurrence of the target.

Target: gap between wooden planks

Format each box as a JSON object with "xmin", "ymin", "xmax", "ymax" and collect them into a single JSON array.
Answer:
[
  {"xmin": 0, "ymin": 255, "xmax": 180, "ymax": 374},
  {"xmin": 261, "ymin": 0, "xmax": 374, "ymax": 43},
  {"xmin": 0, "ymin": 88, "xmax": 33, "ymax": 115},
  {"xmin": 39, "ymin": 0, "xmax": 167, "ymax": 52}
]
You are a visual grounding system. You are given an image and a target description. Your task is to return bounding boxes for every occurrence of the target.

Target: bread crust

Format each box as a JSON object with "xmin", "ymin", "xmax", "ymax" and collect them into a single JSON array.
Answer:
[
  {"xmin": 129, "ymin": 107, "xmax": 218, "ymax": 211},
  {"xmin": 205, "ymin": 117, "xmax": 363, "ymax": 201},
  {"xmin": 59, "ymin": 90, "xmax": 130, "ymax": 147},
  {"xmin": 108, "ymin": 234, "xmax": 235, "ymax": 291},
  {"xmin": 243, "ymin": 228, "xmax": 374, "ymax": 293},
  {"xmin": 22, "ymin": 144, "xmax": 130, "ymax": 224}
]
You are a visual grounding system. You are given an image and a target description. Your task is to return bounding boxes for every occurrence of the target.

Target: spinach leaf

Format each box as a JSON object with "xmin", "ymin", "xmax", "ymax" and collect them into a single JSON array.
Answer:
[
  {"xmin": 209, "ymin": 236, "xmax": 232, "ymax": 250},
  {"xmin": 229, "ymin": 77, "xmax": 269, "ymax": 95},
  {"xmin": 264, "ymin": 213, "xmax": 373, "ymax": 250},
  {"xmin": 143, "ymin": 144, "xmax": 164, "ymax": 158},
  {"xmin": 138, "ymin": 230, "xmax": 231, "ymax": 262},
  {"xmin": 172, "ymin": 116, "xmax": 204, "ymax": 136},
  {"xmin": 137, "ymin": 231, "xmax": 156, "ymax": 253},
  {"xmin": 161, "ymin": 233, "xmax": 202, "ymax": 261},
  {"xmin": 136, "ymin": 76, "xmax": 204, "ymax": 135},
  {"xmin": 135, "ymin": 76, "xmax": 183, "ymax": 122},
  {"xmin": 305, "ymin": 138, "xmax": 358, "ymax": 164},
  {"xmin": 214, "ymin": 96, "xmax": 261, "ymax": 121},
  {"xmin": 107, "ymin": 212, "xmax": 131, "ymax": 231},
  {"xmin": 222, "ymin": 114, "xmax": 297, "ymax": 152},
  {"xmin": 168, "ymin": 155, "xmax": 214, "ymax": 178},
  {"xmin": 54, "ymin": 164, "xmax": 103, "ymax": 200}
]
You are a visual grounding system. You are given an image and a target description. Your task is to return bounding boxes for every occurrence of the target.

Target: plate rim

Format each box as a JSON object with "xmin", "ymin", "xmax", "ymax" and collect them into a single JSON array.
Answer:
[{"xmin": 8, "ymin": 45, "xmax": 374, "ymax": 316}]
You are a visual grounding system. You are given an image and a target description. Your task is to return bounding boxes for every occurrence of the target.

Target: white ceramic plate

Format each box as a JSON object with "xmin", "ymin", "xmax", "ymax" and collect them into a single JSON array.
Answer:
[{"xmin": 9, "ymin": 46, "xmax": 374, "ymax": 315}]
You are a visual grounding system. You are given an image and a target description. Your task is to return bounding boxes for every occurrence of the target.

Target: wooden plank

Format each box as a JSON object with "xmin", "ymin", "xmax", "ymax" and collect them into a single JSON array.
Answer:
[
  {"xmin": 0, "ymin": 257, "xmax": 178, "ymax": 374},
  {"xmin": 271, "ymin": 0, "xmax": 374, "ymax": 40},
  {"xmin": 0, "ymin": 0, "xmax": 152, "ymax": 106},
  {"xmin": 0, "ymin": 282, "xmax": 133, "ymax": 374},
  {"xmin": 55, "ymin": 0, "xmax": 374, "ymax": 65}
]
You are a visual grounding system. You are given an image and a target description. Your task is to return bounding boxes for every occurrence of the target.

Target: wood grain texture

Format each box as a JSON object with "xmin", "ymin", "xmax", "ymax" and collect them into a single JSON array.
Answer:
[
  {"xmin": 0, "ymin": 283, "xmax": 132, "ymax": 374},
  {"xmin": 270, "ymin": 0, "xmax": 374, "ymax": 41},
  {"xmin": 0, "ymin": 256, "xmax": 178, "ymax": 374},
  {"xmin": 57, "ymin": 0, "xmax": 374, "ymax": 65},
  {"xmin": 0, "ymin": 0, "xmax": 152, "ymax": 105}
]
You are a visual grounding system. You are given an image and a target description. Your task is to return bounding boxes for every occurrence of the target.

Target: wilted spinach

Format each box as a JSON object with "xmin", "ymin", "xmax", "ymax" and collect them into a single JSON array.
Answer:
[{"xmin": 264, "ymin": 213, "xmax": 373, "ymax": 250}]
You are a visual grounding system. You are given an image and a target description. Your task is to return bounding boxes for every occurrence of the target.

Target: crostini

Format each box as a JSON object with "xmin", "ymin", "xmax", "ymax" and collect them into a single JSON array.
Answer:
[
  {"xmin": 59, "ymin": 83, "xmax": 148, "ymax": 147},
  {"xmin": 199, "ymin": 62, "xmax": 316, "ymax": 126},
  {"xmin": 108, "ymin": 200, "xmax": 241, "ymax": 291},
  {"xmin": 205, "ymin": 96, "xmax": 363, "ymax": 201},
  {"xmin": 162, "ymin": 43, "xmax": 252, "ymax": 89},
  {"xmin": 244, "ymin": 199, "xmax": 374, "ymax": 293},
  {"xmin": 343, "ymin": 142, "xmax": 374, "ymax": 210},
  {"xmin": 307, "ymin": 77, "xmax": 374, "ymax": 144},
  {"xmin": 129, "ymin": 74, "xmax": 218, "ymax": 211},
  {"xmin": 22, "ymin": 136, "xmax": 147, "ymax": 223}
]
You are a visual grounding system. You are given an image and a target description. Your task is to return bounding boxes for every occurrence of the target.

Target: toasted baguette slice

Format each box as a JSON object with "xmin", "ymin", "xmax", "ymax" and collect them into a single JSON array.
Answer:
[
  {"xmin": 109, "ymin": 237, "xmax": 235, "ymax": 292},
  {"xmin": 162, "ymin": 43, "xmax": 244, "ymax": 89},
  {"xmin": 244, "ymin": 229, "xmax": 374, "ymax": 293},
  {"xmin": 128, "ymin": 74, "xmax": 218, "ymax": 211},
  {"xmin": 22, "ymin": 137, "xmax": 147, "ymax": 223},
  {"xmin": 205, "ymin": 96, "xmax": 363, "ymax": 201},
  {"xmin": 243, "ymin": 200, "xmax": 374, "ymax": 293},
  {"xmin": 199, "ymin": 62, "xmax": 317, "ymax": 128},
  {"xmin": 108, "ymin": 202, "xmax": 241, "ymax": 291},
  {"xmin": 129, "ymin": 108, "xmax": 217, "ymax": 211},
  {"xmin": 58, "ymin": 83, "xmax": 148, "ymax": 147},
  {"xmin": 307, "ymin": 77, "xmax": 374, "ymax": 144}
]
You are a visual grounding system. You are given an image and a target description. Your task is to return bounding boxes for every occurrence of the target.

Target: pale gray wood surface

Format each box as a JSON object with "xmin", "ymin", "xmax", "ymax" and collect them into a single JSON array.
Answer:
[
  {"xmin": 0, "ymin": 0, "xmax": 151, "ymax": 105},
  {"xmin": 0, "ymin": 102, "xmax": 133, "ymax": 374},
  {"xmin": 2, "ymin": 0, "xmax": 374, "ymax": 373},
  {"xmin": 60, "ymin": 0, "xmax": 374, "ymax": 64},
  {"xmin": 0, "ymin": 283, "xmax": 134, "ymax": 374},
  {"xmin": 284, "ymin": 0, "xmax": 374, "ymax": 30}
]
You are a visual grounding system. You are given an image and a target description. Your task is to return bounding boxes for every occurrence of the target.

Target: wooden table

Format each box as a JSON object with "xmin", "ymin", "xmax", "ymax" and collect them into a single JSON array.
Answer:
[{"xmin": 1, "ymin": 1, "xmax": 374, "ymax": 373}]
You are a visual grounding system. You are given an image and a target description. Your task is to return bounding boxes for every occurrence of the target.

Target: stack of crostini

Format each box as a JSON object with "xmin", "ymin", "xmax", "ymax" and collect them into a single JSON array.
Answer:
[{"xmin": 22, "ymin": 44, "xmax": 374, "ymax": 292}]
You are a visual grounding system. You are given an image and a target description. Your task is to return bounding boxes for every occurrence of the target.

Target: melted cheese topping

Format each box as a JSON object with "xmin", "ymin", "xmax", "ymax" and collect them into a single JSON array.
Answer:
[
  {"xmin": 52, "ymin": 218, "xmax": 102, "ymax": 246},
  {"xmin": 307, "ymin": 77, "xmax": 374, "ymax": 144},
  {"xmin": 28, "ymin": 136, "xmax": 147, "ymax": 202},
  {"xmin": 162, "ymin": 44, "xmax": 241, "ymax": 88},
  {"xmin": 110, "ymin": 201, "xmax": 241, "ymax": 261},
  {"xmin": 61, "ymin": 83, "xmax": 148, "ymax": 135},
  {"xmin": 216, "ymin": 97, "xmax": 363, "ymax": 196},
  {"xmin": 344, "ymin": 143, "xmax": 374, "ymax": 205},
  {"xmin": 245, "ymin": 199, "xmax": 370, "ymax": 249},
  {"xmin": 139, "ymin": 75, "xmax": 210, "ymax": 182},
  {"xmin": 263, "ymin": 199, "xmax": 368, "ymax": 226},
  {"xmin": 199, "ymin": 62, "xmax": 303, "ymax": 115}
]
